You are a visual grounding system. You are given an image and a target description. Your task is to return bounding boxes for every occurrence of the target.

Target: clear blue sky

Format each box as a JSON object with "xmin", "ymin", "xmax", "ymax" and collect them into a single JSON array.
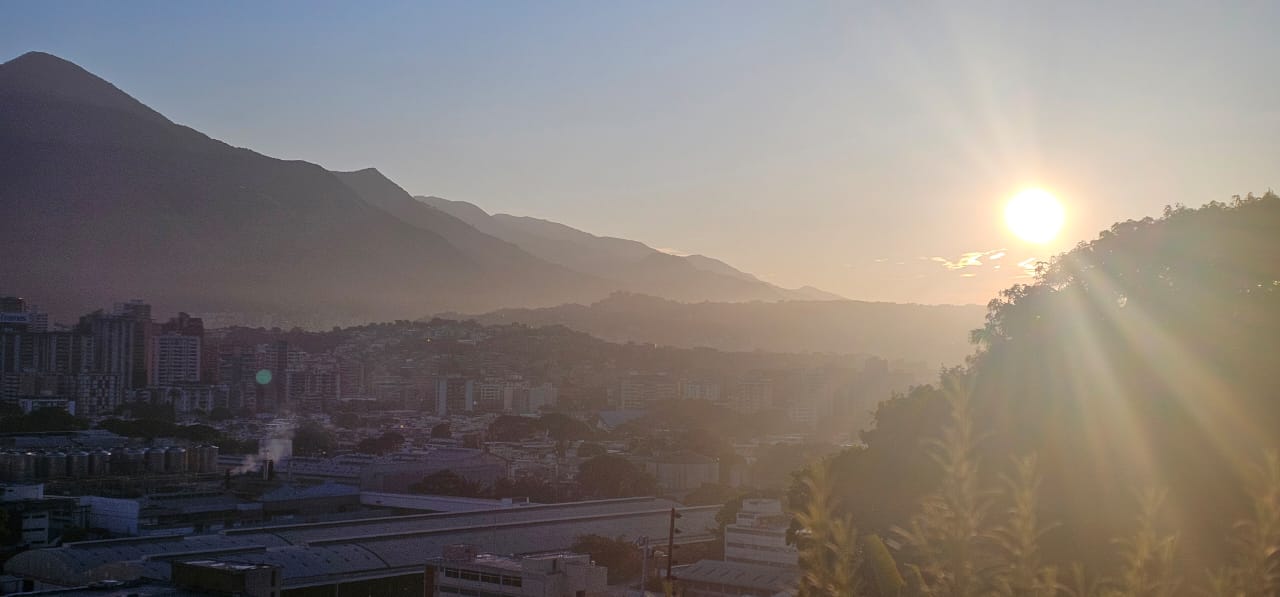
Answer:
[{"xmin": 4, "ymin": 1, "xmax": 1276, "ymax": 304}]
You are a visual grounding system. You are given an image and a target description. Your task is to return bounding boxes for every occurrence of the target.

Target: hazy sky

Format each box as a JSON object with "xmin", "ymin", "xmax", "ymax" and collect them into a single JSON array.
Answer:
[{"xmin": 4, "ymin": 1, "xmax": 1276, "ymax": 304}]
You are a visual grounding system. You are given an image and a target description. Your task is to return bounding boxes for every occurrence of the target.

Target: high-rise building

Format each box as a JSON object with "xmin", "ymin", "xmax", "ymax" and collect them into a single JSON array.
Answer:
[
  {"xmin": 435, "ymin": 376, "xmax": 474, "ymax": 416},
  {"xmin": 150, "ymin": 333, "xmax": 201, "ymax": 386},
  {"xmin": 78, "ymin": 311, "xmax": 136, "ymax": 388},
  {"xmin": 113, "ymin": 300, "xmax": 153, "ymax": 389}
]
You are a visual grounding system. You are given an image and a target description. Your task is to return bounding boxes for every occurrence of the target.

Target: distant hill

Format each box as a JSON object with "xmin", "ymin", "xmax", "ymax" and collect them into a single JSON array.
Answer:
[
  {"xmin": 419, "ymin": 196, "xmax": 845, "ymax": 302},
  {"xmin": 0, "ymin": 51, "xmax": 610, "ymax": 323},
  {"xmin": 441, "ymin": 292, "xmax": 986, "ymax": 366}
]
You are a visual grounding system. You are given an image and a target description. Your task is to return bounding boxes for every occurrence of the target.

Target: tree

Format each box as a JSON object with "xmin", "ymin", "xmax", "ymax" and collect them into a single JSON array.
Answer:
[
  {"xmin": 683, "ymin": 483, "xmax": 740, "ymax": 507},
  {"xmin": 0, "ymin": 408, "xmax": 89, "ymax": 433},
  {"xmin": 207, "ymin": 406, "xmax": 233, "ymax": 421},
  {"xmin": 332, "ymin": 412, "xmax": 360, "ymax": 429},
  {"xmin": 491, "ymin": 476, "xmax": 564, "ymax": 503},
  {"xmin": 571, "ymin": 534, "xmax": 642, "ymax": 584},
  {"xmin": 488, "ymin": 415, "xmax": 541, "ymax": 441},
  {"xmin": 292, "ymin": 421, "xmax": 334, "ymax": 457},
  {"xmin": 540, "ymin": 413, "xmax": 594, "ymax": 441},
  {"xmin": 410, "ymin": 470, "xmax": 485, "ymax": 497},
  {"xmin": 577, "ymin": 454, "xmax": 658, "ymax": 499},
  {"xmin": 358, "ymin": 431, "xmax": 404, "ymax": 455},
  {"xmin": 576, "ymin": 442, "xmax": 606, "ymax": 458},
  {"xmin": 430, "ymin": 422, "xmax": 452, "ymax": 440}
]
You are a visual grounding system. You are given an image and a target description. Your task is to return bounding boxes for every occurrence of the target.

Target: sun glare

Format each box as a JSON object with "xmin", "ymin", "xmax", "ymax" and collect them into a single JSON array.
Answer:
[{"xmin": 1005, "ymin": 188, "xmax": 1065, "ymax": 244}]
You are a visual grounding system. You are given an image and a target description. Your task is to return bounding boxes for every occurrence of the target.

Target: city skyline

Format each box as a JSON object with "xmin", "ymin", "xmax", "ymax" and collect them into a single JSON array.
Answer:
[{"xmin": 6, "ymin": 1, "xmax": 1275, "ymax": 304}]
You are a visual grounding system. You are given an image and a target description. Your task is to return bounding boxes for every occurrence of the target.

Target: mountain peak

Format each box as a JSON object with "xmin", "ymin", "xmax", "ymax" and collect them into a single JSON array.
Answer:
[{"xmin": 0, "ymin": 51, "xmax": 169, "ymax": 124}]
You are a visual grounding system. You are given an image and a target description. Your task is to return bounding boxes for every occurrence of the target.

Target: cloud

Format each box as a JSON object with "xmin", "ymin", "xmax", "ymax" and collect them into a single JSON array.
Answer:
[
  {"xmin": 930, "ymin": 248, "xmax": 1007, "ymax": 271},
  {"xmin": 655, "ymin": 247, "xmax": 691, "ymax": 257}
]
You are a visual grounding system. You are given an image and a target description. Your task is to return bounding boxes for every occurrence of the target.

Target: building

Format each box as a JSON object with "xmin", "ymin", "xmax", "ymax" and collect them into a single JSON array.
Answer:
[
  {"xmin": 78, "ymin": 311, "xmax": 138, "ymax": 389},
  {"xmin": 0, "ymin": 483, "xmax": 87, "ymax": 548},
  {"xmin": 526, "ymin": 383, "xmax": 557, "ymax": 413},
  {"xmin": 427, "ymin": 546, "xmax": 608, "ymax": 597},
  {"xmin": 679, "ymin": 380, "xmax": 721, "ymax": 402},
  {"xmin": 617, "ymin": 374, "xmax": 677, "ymax": 410},
  {"xmin": 723, "ymin": 499, "xmax": 797, "ymax": 569},
  {"xmin": 150, "ymin": 332, "xmax": 201, "ymax": 386},
  {"xmin": 674, "ymin": 560, "xmax": 796, "ymax": 597},
  {"xmin": 643, "ymin": 452, "xmax": 719, "ymax": 493},
  {"xmin": 113, "ymin": 300, "xmax": 154, "ymax": 390},
  {"xmin": 435, "ymin": 377, "xmax": 474, "ymax": 416},
  {"xmin": 5, "ymin": 497, "xmax": 718, "ymax": 595},
  {"xmin": 733, "ymin": 380, "xmax": 774, "ymax": 414},
  {"xmin": 172, "ymin": 560, "xmax": 282, "ymax": 597}
]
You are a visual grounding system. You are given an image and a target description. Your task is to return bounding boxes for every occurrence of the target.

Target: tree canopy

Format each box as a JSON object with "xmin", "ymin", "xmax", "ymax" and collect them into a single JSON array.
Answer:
[{"xmin": 806, "ymin": 193, "xmax": 1280, "ymax": 574}]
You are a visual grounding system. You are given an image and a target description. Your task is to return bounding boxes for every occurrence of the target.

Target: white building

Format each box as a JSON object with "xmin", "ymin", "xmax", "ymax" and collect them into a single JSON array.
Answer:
[{"xmin": 724, "ymin": 499, "xmax": 798, "ymax": 569}]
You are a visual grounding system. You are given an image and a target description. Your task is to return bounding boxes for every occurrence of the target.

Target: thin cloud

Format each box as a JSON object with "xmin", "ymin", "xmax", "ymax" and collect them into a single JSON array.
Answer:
[{"xmin": 931, "ymin": 248, "xmax": 1006, "ymax": 271}]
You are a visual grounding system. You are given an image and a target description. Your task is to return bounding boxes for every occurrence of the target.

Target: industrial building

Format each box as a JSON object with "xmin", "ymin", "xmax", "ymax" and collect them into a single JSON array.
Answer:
[{"xmin": 4, "ymin": 496, "xmax": 718, "ymax": 596}]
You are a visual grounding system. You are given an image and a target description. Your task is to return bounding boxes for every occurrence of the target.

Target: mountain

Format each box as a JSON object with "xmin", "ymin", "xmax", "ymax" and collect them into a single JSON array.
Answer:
[
  {"xmin": 441, "ymin": 292, "xmax": 986, "ymax": 366},
  {"xmin": 0, "ymin": 51, "xmax": 608, "ymax": 323},
  {"xmin": 419, "ymin": 196, "xmax": 845, "ymax": 302}
]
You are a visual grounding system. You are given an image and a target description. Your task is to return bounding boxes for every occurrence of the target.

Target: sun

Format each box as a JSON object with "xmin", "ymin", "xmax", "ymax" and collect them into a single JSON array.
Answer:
[{"xmin": 1005, "ymin": 188, "xmax": 1065, "ymax": 244}]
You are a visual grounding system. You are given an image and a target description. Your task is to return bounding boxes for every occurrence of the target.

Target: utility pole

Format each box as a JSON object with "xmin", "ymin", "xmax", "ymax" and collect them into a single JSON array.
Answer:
[
  {"xmin": 666, "ymin": 507, "xmax": 682, "ymax": 582},
  {"xmin": 636, "ymin": 535, "xmax": 649, "ymax": 594}
]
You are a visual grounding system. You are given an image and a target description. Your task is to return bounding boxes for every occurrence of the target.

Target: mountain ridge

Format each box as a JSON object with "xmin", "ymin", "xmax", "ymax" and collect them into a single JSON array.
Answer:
[
  {"xmin": 417, "ymin": 195, "xmax": 846, "ymax": 302},
  {"xmin": 439, "ymin": 292, "xmax": 984, "ymax": 366}
]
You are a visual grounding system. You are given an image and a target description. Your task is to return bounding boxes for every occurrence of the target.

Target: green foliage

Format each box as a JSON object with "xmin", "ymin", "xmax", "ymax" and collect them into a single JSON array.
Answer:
[
  {"xmin": 576, "ymin": 442, "xmax": 607, "ymax": 458},
  {"xmin": 795, "ymin": 461, "xmax": 863, "ymax": 596},
  {"xmin": 987, "ymin": 456, "xmax": 1058, "ymax": 597},
  {"xmin": 487, "ymin": 415, "xmax": 542, "ymax": 441},
  {"xmin": 96, "ymin": 418, "xmax": 221, "ymax": 442},
  {"xmin": 291, "ymin": 421, "xmax": 334, "ymax": 456},
  {"xmin": 332, "ymin": 411, "xmax": 360, "ymax": 429},
  {"xmin": 1106, "ymin": 489, "xmax": 1180, "ymax": 597},
  {"xmin": 864, "ymin": 534, "xmax": 906, "ymax": 597},
  {"xmin": 490, "ymin": 476, "xmax": 563, "ymax": 503},
  {"xmin": 1204, "ymin": 451, "xmax": 1280, "ymax": 596},
  {"xmin": 539, "ymin": 412, "xmax": 595, "ymax": 441},
  {"xmin": 804, "ymin": 194, "xmax": 1280, "ymax": 582},
  {"xmin": 0, "ymin": 407, "xmax": 89, "ymax": 432},
  {"xmin": 357, "ymin": 431, "xmax": 405, "ymax": 455},
  {"xmin": 410, "ymin": 469, "xmax": 485, "ymax": 497},
  {"xmin": 682, "ymin": 483, "xmax": 740, "ymax": 507},
  {"xmin": 207, "ymin": 406, "xmax": 233, "ymax": 421},
  {"xmin": 893, "ymin": 379, "xmax": 990, "ymax": 597},
  {"xmin": 571, "ymin": 534, "xmax": 642, "ymax": 583},
  {"xmin": 577, "ymin": 454, "xmax": 658, "ymax": 499}
]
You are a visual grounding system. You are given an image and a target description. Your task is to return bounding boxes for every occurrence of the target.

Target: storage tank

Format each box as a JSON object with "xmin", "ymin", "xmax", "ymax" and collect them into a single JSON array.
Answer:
[
  {"xmin": 123, "ymin": 448, "xmax": 146, "ymax": 475},
  {"xmin": 67, "ymin": 451, "xmax": 90, "ymax": 478},
  {"xmin": 42, "ymin": 452, "xmax": 67, "ymax": 479},
  {"xmin": 89, "ymin": 449, "xmax": 112, "ymax": 476},
  {"xmin": 165, "ymin": 447, "xmax": 187, "ymax": 473},
  {"xmin": 15, "ymin": 452, "xmax": 36, "ymax": 480},
  {"xmin": 205, "ymin": 445, "xmax": 219, "ymax": 473},
  {"xmin": 145, "ymin": 447, "xmax": 167, "ymax": 473}
]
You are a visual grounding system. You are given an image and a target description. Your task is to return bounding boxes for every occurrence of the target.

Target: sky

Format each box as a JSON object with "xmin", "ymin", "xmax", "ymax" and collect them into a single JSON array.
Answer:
[{"xmin": 3, "ymin": 1, "xmax": 1277, "ymax": 305}]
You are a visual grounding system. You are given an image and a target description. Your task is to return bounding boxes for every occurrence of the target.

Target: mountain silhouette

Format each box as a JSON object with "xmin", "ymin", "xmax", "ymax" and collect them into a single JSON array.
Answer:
[
  {"xmin": 0, "ymin": 51, "xmax": 607, "ymax": 323},
  {"xmin": 443, "ymin": 292, "xmax": 984, "ymax": 366},
  {"xmin": 419, "ymin": 195, "xmax": 845, "ymax": 302}
]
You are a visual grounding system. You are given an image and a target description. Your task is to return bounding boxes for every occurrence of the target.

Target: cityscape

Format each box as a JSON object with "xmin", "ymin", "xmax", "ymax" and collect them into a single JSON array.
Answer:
[
  {"xmin": 3, "ymin": 3, "xmax": 1279, "ymax": 596},
  {"xmin": 0, "ymin": 292, "xmax": 916, "ymax": 596}
]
